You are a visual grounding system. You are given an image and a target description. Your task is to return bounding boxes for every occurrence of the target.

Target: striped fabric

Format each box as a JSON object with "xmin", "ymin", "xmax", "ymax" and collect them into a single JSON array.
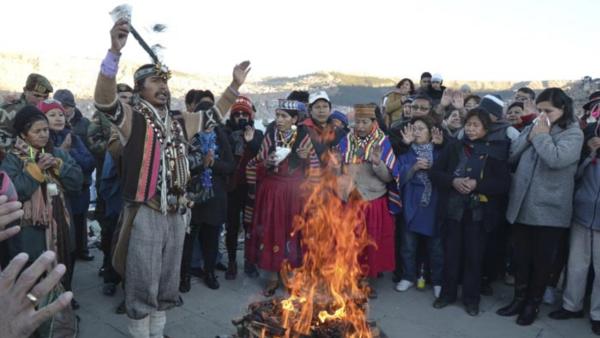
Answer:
[
  {"xmin": 338, "ymin": 127, "xmax": 402, "ymax": 214},
  {"xmin": 243, "ymin": 129, "xmax": 320, "ymax": 226}
]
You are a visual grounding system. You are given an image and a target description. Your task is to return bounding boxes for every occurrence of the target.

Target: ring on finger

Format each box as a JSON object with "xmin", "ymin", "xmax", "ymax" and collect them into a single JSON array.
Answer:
[{"xmin": 26, "ymin": 292, "xmax": 39, "ymax": 306}]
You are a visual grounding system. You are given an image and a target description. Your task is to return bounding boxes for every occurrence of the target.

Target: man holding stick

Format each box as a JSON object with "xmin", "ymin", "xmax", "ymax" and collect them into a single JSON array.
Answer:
[{"xmin": 94, "ymin": 18, "xmax": 250, "ymax": 337}]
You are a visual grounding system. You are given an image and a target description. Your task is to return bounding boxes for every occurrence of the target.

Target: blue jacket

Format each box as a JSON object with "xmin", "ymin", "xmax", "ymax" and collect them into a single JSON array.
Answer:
[
  {"xmin": 50, "ymin": 128, "xmax": 95, "ymax": 214},
  {"xmin": 99, "ymin": 152, "xmax": 123, "ymax": 219},
  {"xmin": 398, "ymin": 146, "xmax": 440, "ymax": 237}
]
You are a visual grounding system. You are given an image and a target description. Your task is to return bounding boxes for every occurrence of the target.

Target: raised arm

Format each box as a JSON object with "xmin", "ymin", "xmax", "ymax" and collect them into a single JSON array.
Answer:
[
  {"xmin": 182, "ymin": 62, "xmax": 251, "ymax": 140},
  {"xmin": 93, "ymin": 20, "xmax": 134, "ymax": 145}
]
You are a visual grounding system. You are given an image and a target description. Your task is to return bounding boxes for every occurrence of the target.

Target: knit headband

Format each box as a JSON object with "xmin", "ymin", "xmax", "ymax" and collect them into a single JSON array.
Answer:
[{"xmin": 134, "ymin": 63, "xmax": 172, "ymax": 82}]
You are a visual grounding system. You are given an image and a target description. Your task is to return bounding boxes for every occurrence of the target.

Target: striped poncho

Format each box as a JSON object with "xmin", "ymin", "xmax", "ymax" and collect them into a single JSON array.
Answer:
[{"xmin": 337, "ymin": 126, "xmax": 401, "ymax": 214}]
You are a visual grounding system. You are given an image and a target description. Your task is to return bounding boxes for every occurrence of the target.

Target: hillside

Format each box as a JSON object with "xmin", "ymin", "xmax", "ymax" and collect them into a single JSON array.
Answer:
[{"xmin": 1, "ymin": 52, "xmax": 596, "ymax": 119}]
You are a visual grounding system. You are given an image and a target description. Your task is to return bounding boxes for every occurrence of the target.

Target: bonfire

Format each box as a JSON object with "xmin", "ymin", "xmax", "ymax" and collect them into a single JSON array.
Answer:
[{"xmin": 232, "ymin": 160, "xmax": 386, "ymax": 338}]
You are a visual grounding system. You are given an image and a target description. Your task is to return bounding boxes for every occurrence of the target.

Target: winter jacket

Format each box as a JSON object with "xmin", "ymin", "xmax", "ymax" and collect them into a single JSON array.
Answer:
[{"xmin": 506, "ymin": 120, "xmax": 584, "ymax": 227}]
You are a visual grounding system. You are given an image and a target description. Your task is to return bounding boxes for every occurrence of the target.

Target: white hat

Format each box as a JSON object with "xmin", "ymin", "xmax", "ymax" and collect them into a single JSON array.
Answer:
[
  {"xmin": 309, "ymin": 90, "xmax": 330, "ymax": 105},
  {"xmin": 432, "ymin": 73, "xmax": 443, "ymax": 82}
]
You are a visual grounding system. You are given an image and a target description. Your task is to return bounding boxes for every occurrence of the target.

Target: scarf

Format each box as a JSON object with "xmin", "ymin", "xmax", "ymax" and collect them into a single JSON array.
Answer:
[
  {"xmin": 189, "ymin": 130, "xmax": 219, "ymax": 203},
  {"xmin": 338, "ymin": 125, "xmax": 402, "ymax": 214},
  {"xmin": 344, "ymin": 125, "xmax": 383, "ymax": 164},
  {"xmin": 411, "ymin": 143, "xmax": 434, "ymax": 206},
  {"xmin": 11, "ymin": 138, "xmax": 71, "ymax": 265},
  {"xmin": 138, "ymin": 99, "xmax": 190, "ymax": 214}
]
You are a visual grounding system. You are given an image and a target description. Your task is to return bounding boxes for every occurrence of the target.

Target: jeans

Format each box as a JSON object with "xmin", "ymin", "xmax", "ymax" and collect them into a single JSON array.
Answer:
[{"xmin": 400, "ymin": 226, "xmax": 443, "ymax": 285}]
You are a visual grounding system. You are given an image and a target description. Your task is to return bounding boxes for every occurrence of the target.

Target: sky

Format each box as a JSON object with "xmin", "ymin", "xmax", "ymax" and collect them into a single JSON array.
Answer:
[{"xmin": 1, "ymin": 0, "xmax": 598, "ymax": 81}]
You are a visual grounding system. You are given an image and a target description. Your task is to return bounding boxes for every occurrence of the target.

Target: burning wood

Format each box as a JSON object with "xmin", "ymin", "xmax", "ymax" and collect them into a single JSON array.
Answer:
[
  {"xmin": 231, "ymin": 298, "xmax": 386, "ymax": 338},
  {"xmin": 232, "ymin": 161, "xmax": 385, "ymax": 337}
]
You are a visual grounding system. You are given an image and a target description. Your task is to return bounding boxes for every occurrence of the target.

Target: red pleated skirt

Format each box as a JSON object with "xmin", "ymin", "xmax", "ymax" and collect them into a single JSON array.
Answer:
[
  {"xmin": 247, "ymin": 173, "xmax": 304, "ymax": 272},
  {"xmin": 360, "ymin": 195, "xmax": 396, "ymax": 277}
]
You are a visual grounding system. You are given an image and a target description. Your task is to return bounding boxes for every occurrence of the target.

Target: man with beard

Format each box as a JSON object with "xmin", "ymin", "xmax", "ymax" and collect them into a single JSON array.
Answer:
[
  {"xmin": 94, "ymin": 19, "xmax": 250, "ymax": 337},
  {"xmin": 0, "ymin": 74, "xmax": 53, "ymax": 157},
  {"xmin": 223, "ymin": 95, "xmax": 263, "ymax": 280}
]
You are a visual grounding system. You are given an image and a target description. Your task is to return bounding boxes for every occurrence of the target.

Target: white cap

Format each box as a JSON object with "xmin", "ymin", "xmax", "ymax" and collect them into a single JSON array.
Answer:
[
  {"xmin": 309, "ymin": 90, "xmax": 330, "ymax": 105},
  {"xmin": 432, "ymin": 73, "xmax": 443, "ymax": 82}
]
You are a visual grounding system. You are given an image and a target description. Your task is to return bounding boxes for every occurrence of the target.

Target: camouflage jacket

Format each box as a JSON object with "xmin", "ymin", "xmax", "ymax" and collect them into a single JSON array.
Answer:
[{"xmin": 0, "ymin": 94, "xmax": 27, "ymax": 151}]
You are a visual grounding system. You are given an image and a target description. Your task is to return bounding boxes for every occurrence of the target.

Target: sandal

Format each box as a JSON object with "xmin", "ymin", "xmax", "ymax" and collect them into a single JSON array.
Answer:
[{"xmin": 263, "ymin": 280, "xmax": 279, "ymax": 297}]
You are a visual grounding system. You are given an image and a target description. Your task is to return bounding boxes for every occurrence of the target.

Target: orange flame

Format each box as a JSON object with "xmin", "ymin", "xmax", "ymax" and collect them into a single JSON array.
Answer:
[{"xmin": 278, "ymin": 159, "xmax": 374, "ymax": 338}]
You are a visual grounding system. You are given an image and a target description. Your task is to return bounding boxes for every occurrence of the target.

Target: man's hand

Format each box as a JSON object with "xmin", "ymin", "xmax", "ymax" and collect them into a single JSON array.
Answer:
[
  {"xmin": 0, "ymin": 195, "xmax": 23, "ymax": 231},
  {"xmin": 232, "ymin": 61, "xmax": 251, "ymax": 89},
  {"xmin": 110, "ymin": 19, "xmax": 130, "ymax": 54},
  {"xmin": 0, "ymin": 251, "xmax": 73, "ymax": 338}
]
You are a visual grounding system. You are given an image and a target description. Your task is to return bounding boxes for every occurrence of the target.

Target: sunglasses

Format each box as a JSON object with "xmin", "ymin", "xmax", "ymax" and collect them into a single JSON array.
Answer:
[{"xmin": 411, "ymin": 105, "xmax": 431, "ymax": 112}]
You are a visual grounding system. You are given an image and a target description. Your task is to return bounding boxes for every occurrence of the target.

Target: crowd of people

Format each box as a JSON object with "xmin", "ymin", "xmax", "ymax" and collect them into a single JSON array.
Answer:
[{"xmin": 1, "ymin": 18, "xmax": 600, "ymax": 338}]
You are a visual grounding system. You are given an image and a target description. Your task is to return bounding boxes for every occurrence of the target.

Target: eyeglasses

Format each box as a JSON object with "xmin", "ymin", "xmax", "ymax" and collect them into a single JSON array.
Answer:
[{"xmin": 411, "ymin": 105, "xmax": 431, "ymax": 112}]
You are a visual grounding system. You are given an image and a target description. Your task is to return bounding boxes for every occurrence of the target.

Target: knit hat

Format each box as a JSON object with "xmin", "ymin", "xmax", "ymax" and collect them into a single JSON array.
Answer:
[
  {"xmin": 354, "ymin": 103, "xmax": 377, "ymax": 119},
  {"xmin": 231, "ymin": 95, "xmax": 254, "ymax": 117},
  {"xmin": 276, "ymin": 99, "xmax": 306, "ymax": 117},
  {"xmin": 431, "ymin": 73, "xmax": 443, "ymax": 83},
  {"xmin": 13, "ymin": 105, "xmax": 48, "ymax": 136},
  {"xmin": 53, "ymin": 89, "xmax": 76, "ymax": 108},
  {"xmin": 309, "ymin": 90, "xmax": 330, "ymax": 105},
  {"xmin": 24, "ymin": 73, "xmax": 53, "ymax": 94},
  {"xmin": 327, "ymin": 110, "xmax": 348, "ymax": 127},
  {"xmin": 479, "ymin": 94, "xmax": 505, "ymax": 120},
  {"xmin": 583, "ymin": 91, "xmax": 600, "ymax": 110},
  {"xmin": 37, "ymin": 99, "xmax": 66, "ymax": 114}
]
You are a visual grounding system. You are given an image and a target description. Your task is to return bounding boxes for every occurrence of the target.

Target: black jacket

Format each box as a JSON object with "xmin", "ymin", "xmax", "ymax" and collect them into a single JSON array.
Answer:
[
  {"xmin": 429, "ymin": 139, "xmax": 511, "ymax": 231},
  {"xmin": 189, "ymin": 126, "xmax": 235, "ymax": 226}
]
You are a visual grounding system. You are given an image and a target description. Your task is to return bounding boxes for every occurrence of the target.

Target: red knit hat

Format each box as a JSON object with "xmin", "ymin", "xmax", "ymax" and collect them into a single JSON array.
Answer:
[
  {"xmin": 231, "ymin": 95, "xmax": 254, "ymax": 118},
  {"xmin": 37, "ymin": 99, "xmax": 65, "ymax": 114}
]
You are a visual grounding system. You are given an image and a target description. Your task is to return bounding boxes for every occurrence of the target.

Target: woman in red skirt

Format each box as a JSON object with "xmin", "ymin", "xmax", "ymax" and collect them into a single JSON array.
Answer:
[
  {"xmin": 336, "ymin": 104, "xmax": 399, "ymax": 297},
  {"xmin": 245, "ymin": 99, "xmax": 320, "ymax": 296}
]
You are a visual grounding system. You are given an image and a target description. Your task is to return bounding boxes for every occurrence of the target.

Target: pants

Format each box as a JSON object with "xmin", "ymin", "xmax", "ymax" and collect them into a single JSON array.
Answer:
[
  {"xmin": 101, "ymin": 214, "xmax": 121, "ymax": 284},
  {"xmin": 482, "ymin": 226, "xmax": 503, "ymax": 284},
  {"xmin": 548, "ymin": 229, "xmax": 570, "ymax": 288},
  {"xmin": 512, "ymin": 223, "xmax": 566, "ymax": 302},
  {"xmin": 400, "ymin": 227, "xmax": 443, "ymax": 285},
  {"xmin": 226, "ymin": 187, "xmax": 247, "ymax": 263},
  {"xmin": 73, "ymin": 212, "xmax": 89, "ymax": 256},
  {"xmin": 562, "ymin": 223, "xmax": 600, "ymax": 320},
  {"xmin": 124, "ymin": 205, "xmax": 186, "ymax": 320},
  {"xmin": 441, "ymin": 211, "xmax": 486, "ymax": 305},
  {"xmin": 181, "ymin": 222, "xmax": 220, "ymax": 275},
  {"xmin": 393, "ymin": 215, "xmax": 405, "ymax": 279}
]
